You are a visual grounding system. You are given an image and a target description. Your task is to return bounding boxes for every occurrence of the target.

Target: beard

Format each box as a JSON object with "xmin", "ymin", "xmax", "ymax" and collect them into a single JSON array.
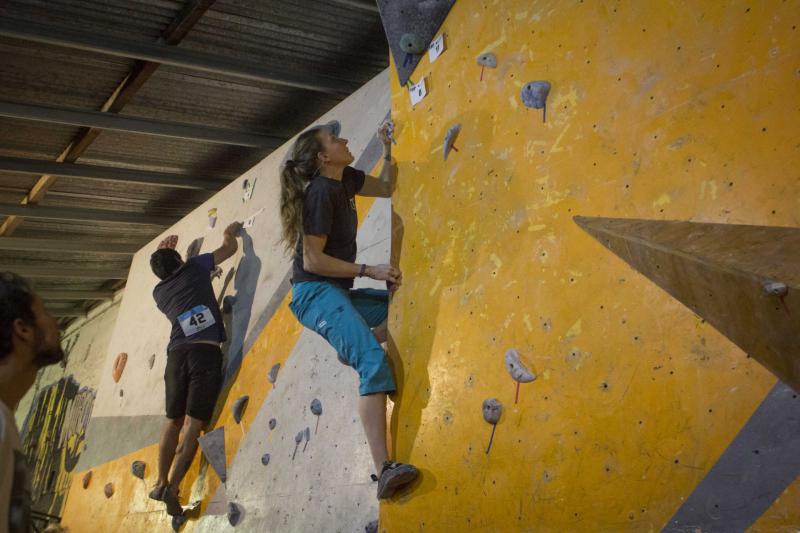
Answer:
[{"xmin": 32, "ymin": 328, "xmax": 65, "ymax": 368}]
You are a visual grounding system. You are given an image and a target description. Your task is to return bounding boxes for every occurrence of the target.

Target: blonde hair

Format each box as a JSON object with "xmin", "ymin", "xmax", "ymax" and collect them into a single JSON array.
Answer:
[{"xmin": 279, "ymin": 128, "xmax": 324, "ymax": 253}]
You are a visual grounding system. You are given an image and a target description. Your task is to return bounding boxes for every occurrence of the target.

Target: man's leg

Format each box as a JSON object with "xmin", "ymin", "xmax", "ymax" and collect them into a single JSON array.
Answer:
[
  {"xmin": 154, "ymin": 416, "xmax": 183, "ymax": 495},
  {"xmin": 167, "ymin": 415, "xmax": 206, "ymax": 493},
  {"xmin": 359, "ymin": 393, "xmax": 389, "ymax": 473}
]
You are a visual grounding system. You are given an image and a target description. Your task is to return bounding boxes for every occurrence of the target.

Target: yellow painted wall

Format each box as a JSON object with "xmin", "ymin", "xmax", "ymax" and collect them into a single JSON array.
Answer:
[{"xmin": 383, "ymin": 1, "xmax": 799, "ymax": 531}]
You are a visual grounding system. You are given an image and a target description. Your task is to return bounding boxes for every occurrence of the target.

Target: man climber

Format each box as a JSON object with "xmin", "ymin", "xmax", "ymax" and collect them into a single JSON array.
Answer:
[{"xmin": 148, "ymin": 221, "xmax": 241, "ymax": 516}]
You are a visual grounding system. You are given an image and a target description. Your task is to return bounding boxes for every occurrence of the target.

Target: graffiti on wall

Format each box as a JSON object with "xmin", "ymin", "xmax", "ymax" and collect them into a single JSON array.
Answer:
[{"xmin": 20, "ymin": 376, "xmax": 95, "ymax": 515}]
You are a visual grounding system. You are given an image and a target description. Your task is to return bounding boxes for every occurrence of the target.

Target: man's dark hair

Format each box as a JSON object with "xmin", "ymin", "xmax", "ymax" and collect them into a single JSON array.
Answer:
[
  {"xmin": 0, "ymin": 272, "xmax": 36, "ymax": 361},
  {"xmin": 150, "ymin": 248, "xmax": 184, "ymax": 280}
]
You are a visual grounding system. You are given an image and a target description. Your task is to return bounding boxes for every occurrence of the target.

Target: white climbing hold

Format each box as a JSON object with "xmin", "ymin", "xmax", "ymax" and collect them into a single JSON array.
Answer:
[{"xmin": 763, "ymin": 280, "xmax": 788, "ymax": 297}]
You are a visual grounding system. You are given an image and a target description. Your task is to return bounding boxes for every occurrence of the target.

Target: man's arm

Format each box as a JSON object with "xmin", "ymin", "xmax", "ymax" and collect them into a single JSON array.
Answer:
[
  {"xmin": 303, "ymin": 234, "xmax": 401, "ymax": 285},
  {"xmin": 358, "ymin": 123, "xmax": 395, "ymax": 198},
  {"xmin": 212, "ymin": 221, "xmax": 242, "ymax": 266}
]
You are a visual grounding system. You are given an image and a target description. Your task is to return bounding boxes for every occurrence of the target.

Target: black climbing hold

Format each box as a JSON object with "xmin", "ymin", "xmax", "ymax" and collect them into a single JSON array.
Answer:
[
  {"xmin": 521, "ymin": 81, "xmax": 551, "ymax": 122},
  {"xmin": 476, "ymin": 52, "xmax": 497, "ymax": 68},
  {"xmin": 310, "ymin": 399, "xmax": 323, "ymax": 416},
  {"xmin": 267, "ymin": 363, "xmax": 280, "ymax": 385},
  {"xmin": 269, "ymin": 418, "xmax": 277, "ymax": 430},
  {"xmin": 131, "ymin": 460, "xmax": 146, "ymax": 480},
  {"xmin": 228, "ymin": 502, "xmax": 242, "ymax": 527},
  {"xmin": 261, "ymin": 453, "xmax": 270, "ymax": 466},
  {"xmin": 232, "ymin": 396, "xmax": 249, "ymax": 424},
  {"xmin": 366, "ymin": 519, "xmax": 379, "ymax": 533},
  {"xmin": 148, "ymin": 353, "xmax": 156, "ymax": 370},
  {"xmin": 400, "ymin": 33, "xmax": 426, "ymax": 54}
]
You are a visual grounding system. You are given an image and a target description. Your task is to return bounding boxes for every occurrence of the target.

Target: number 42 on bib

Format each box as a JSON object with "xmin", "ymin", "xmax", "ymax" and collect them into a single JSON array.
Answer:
[{"xmin": 178, "ymin": 305, "xmax": 216, "ymax": 337}]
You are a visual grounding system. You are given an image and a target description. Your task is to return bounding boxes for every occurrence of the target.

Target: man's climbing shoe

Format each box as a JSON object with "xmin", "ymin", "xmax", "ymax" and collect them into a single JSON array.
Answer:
[
  {"xmin": 148, "ymin": 484, "xmax": 166, "ymax": 502},
  {"xmin": 376, "ymin": 461, "xmax": 418, "ymax": 499},
  {"xmin": 162, "ymin": 486, "xmax": 184, "ymax": 516}
]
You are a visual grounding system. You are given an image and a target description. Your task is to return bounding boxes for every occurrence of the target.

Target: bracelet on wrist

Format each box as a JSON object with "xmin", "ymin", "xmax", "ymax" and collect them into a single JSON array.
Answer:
[{"xmin": 359, "ymin": 264, "xmax": 367, "ymax": 277}]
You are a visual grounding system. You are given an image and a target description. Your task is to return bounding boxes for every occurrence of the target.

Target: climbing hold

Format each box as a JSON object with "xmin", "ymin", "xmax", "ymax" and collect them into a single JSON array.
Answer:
[
  {"xmin": 443, "ymin": 124, "xmax": 461, "ymax": 161},
  {"xmin": 763, "ymin": 280, "xmax": 788, "ymax": 297},
  {"xmin": 292, "ymin": 430, "xmax": 303, "ymax": 460},
  {"xmin": 482, "ymin": 398, "xmax": 503, "ymax": 424},
  {"xmin": 399, "ymin": 33, "xmax": 426, "ymax": 54},
  {"xmin": 198, "ymin": 427, "xmax": 227, "ymax": 482},
  {"xmin": 365, "ymin": 519, "xmax": 379, "ymax": 533},
  {"xmin": 119, "ymin": 389, "xmax": 124, "ymax": 397},
  {"xmin": 232, "ymin": 396, "xmax": 249, "ymax": 424},
  {"xmin": 268, "ymin": 418, "xmax": 277, "ymax": 430},
  {"xmin": 112, "ymin": 352, "xmax": 127, "ymax": 383},
  {"xmin": 323, "ymin": 120, "xmax": 341, "ymax": 137},
  {"xmin": 148, "ymin": 353, "xmax": 156, "ymax": 370},
  {"xmin": 521, "ymin": 81, "xmax": 551, "ymax": 122},
  {"xmin": 310, "ymin": 399, "xmax": 322, "ymax": 416},
  {"xmin": 476, "ymin": 52, "xmax": 497, "ymax": 68},
  {"xmin": 210, "ymin": 266, "xmax": 224, "ymax": 280},
  {"xmin": 158, "ymin": 234, "xmax": 179, "ymax": 250},
  {"xmin": 261, "ymin": 453, "xmax": 271, "ymax": 466},
  {"xmin": 228, "ymin": 502, "xmax": 242, "ymax": 527},
  {"xmin": 104, "ymin": 482, "xmax": 114, "ymax": 498},
  {"xmin": 131, "ymin": 460, "xmax": 145, "ymax": 480},
  {"xmin": 82, "ymin": 470, "xmax": 92, "ymax": 489},
  {"xmin": 222, "ymin": 295, "xmax": 236, "ymax": 314},
  {"xmin": 185, "ymin": 237, "xmax": 204, "ymax": 259},
  {"xmin": 302, "ymin": 426, "xmax": 311, "ymax": 452},
  {"xmin": 267, "ymin": 363, "xmax": 280, "ymax": 385},
  {"xmin": 483, "ymin": 398, "xmax": 502, "ymax": 454},
  {"xmin": 171, "ymin": 514, "xmax": 187, "ymax": 532},
  {"xmin": 242, "ymin": 178, "xmax": 256, "ymax": 202},
  {"xmin": 208, "ymin": 208, "xmax": 218, "ymax": 229},
  {"xmin": 505, "ymin": 349, "xmax": 536, "ymax": 383}
]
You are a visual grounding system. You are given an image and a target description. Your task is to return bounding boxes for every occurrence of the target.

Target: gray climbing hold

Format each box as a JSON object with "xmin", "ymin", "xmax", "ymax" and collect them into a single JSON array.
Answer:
[
  {"xmin": 310, "ymin": 399, "xmax": 323, "ymax": 416},
  {"xmin": 131, "ymin": 460, "xmax": 145, "ymax": 480},
  {"xmin": 521, "ymin": 81, "xmax": 551, "ymax": 122},
  {"xmin": 268, "ymin": 418, "xmax": 277, "ymax": 430},
  {"xmin": 764, "ymin": 280, "xmax": 788, "ymax": 297},
  {"xmin": 148, "ymin": 353, "xmax": 156, "ymax": 370},
  {"xmin": 261, "ymin": 453, "xmax": 270, "ymax": 466},
  {"xmin": 400, "ymin": 33, "xmax": 426, "ymax": 54},
  {"xmin": 228, "ymin": 502, "xmax": 242, "ymax": 527},
  {"xmin": 482, "ymin": 398, "xmax": 503, "ymax": 424},
  {"xmin": 304, "ymin": 427, "xmax": 311, "ymax": 442},
  {"xmin": 443, "ymin": 124, "xmax": 461, "ymax": 161},
  {"xmin": 295, "ymin": 431, "xmax": 304, "ymax": 444},
  {"xmin": 476, "ymin": 52, "xmax": 497, "ymax": 68},
  {"xmin": 222, "ymin": 295, "xmax": 236, "ymax": 314},
  {"xmin": 198, "ymin": 427, "xmax": 227, "ymax": 483},
  {"xmin": 505, "ymin": 349, "xmax": 536, "ymax": 383},
  {"xmin": 365, "ymin": 519, "xmax": 379, "ymax": 533},
  {"xmin": 185, "ymin": 237, "xmax": 204, "ymax": 259},
  {"xmin": 323, "ymin": 120, "xmax": 341, "ymax": 137},
  {"xmin": 171, "ymin": 514, "xmax": 187, "ymax": 532},
  {"xmin": 267, "ymin": 363, "xmax": 280, "ymax": 385},
  {"xmin": 232, "ymin": 396, "xmax": 249, "ymax": 424}
]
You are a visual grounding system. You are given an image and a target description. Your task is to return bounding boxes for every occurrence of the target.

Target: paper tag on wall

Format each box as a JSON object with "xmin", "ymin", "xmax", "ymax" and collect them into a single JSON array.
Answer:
[
  {"xmin": 428, "ymin": 34, "xmax": 445, "ymax": 62},
  {"xmin": 409, "ymin": 78, "xmax": 427, "ymax": 106}
]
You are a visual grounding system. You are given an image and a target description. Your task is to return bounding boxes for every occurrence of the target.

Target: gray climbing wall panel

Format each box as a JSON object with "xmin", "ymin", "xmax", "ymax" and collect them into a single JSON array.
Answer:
[{"xmin": 377, "ymin": 0, "xmax": 456, "ymax": 86}]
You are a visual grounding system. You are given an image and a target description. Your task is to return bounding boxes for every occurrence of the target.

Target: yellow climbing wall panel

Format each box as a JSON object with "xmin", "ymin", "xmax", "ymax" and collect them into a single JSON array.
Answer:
[{"xmin": 382, "ymin": 1, "xmax": 799, "ymax": 531}]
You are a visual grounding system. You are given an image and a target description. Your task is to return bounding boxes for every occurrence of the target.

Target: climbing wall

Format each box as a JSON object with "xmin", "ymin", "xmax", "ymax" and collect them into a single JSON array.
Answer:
[
  {"xmin": 59, "ymin": 70, "xmax": 392, "ymax": 531},
  {"xmin": 381, "ymin": 1, "xmax": 800, "ymax": 532}
]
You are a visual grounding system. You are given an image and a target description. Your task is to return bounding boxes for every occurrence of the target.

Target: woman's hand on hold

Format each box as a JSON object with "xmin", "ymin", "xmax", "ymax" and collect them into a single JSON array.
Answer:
[
  {"xmin": 377, "ymin": 123, "xmax": 392, "ymax": 148},
  {"xmin": 366, "ymin": 264, "xmax": 401, "ymax": 284}
]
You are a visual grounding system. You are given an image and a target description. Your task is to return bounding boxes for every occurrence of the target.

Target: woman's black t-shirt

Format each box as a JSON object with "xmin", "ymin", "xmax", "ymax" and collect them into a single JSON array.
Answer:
[{"xmin": 291, "ymin": 166, "xmax": 366, "ymax": 289}]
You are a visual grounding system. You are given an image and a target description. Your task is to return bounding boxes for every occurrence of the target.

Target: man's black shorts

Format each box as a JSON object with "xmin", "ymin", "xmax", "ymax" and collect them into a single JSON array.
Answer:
[{"xmin": 164, "ymin": 343, "xmax": 223, "ymax": 422}]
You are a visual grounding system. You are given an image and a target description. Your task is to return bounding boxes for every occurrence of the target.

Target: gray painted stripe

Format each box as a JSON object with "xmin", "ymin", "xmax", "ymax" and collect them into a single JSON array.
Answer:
[
  {"xmin": 74, "ymin": 414, "xmax": 164, "ymax": 472},
  {"xmin": 663, "ymin": 382, "xmax": 800, "ymax": 532}
]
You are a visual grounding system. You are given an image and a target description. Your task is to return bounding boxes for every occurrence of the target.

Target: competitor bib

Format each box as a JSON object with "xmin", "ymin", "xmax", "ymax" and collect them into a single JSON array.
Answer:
[{"xmin": 177, "ymin": 305, "xmax": 216, "ymax": 337}]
